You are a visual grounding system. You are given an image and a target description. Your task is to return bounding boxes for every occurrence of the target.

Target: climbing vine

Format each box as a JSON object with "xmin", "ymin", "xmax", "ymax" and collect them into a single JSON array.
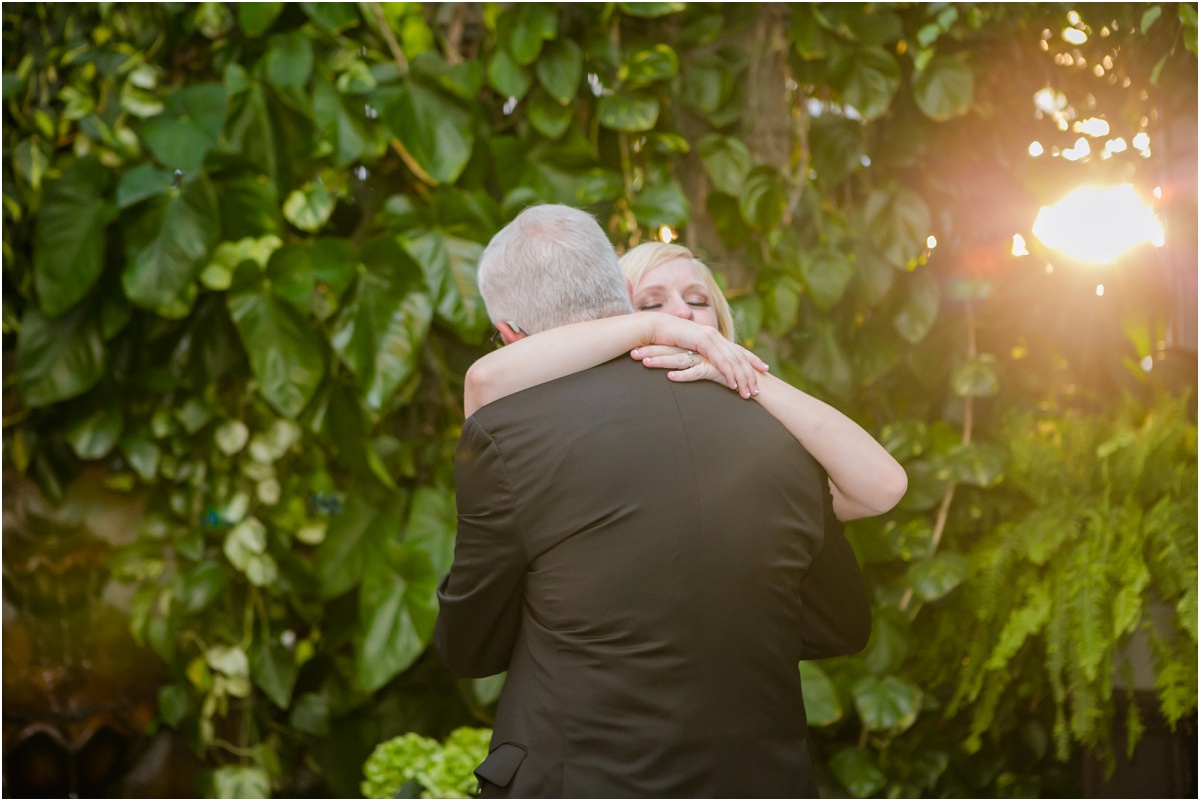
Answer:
[{"xmin": 3, "ymin": 3, "xmax": 1195, "ymax": 796}]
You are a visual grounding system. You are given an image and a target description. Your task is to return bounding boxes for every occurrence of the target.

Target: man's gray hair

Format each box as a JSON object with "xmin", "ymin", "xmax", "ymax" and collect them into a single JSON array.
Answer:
[{"xmin": 477, "ymin": 204, "xmax": 633, "ymax": 334}]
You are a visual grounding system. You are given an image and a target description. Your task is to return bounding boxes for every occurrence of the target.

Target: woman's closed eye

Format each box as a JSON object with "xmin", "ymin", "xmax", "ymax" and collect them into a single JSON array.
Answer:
[
  {"xmin": 637, "ymin": 302, "xmax": 663, "ymax": 311},
  {"xmin": 687, "ymin": 300, "xmax": 710, "ymax": 308}
]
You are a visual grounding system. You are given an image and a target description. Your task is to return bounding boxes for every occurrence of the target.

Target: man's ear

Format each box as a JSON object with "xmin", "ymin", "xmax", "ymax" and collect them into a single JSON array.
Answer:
[{"xmin": 496, "ymin": 321, "xmax": 526, "ymax": 344}]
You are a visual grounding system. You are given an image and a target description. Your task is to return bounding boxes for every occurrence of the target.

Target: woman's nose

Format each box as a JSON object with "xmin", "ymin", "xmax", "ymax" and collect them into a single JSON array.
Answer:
[{"xmin": 664, "ymin": 297, "xmax": 693, "ymax": 320}]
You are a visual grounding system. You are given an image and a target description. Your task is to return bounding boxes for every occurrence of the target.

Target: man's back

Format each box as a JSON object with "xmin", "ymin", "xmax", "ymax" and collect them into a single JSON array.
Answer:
[{"xmin": 436, "ymin": 357, "xmax": 866, "ymax": 797}]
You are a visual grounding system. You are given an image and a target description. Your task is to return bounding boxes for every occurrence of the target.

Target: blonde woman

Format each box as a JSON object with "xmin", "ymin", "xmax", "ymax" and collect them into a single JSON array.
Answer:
[{"xmin": 465, "ymin": 241, "xmax": 906, "ymax": 521}]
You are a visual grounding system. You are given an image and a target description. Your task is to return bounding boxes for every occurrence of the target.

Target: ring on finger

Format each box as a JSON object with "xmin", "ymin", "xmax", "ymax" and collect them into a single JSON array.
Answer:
[{"xmin": 686, "ymin": 350, "xmax": 695, "ymax": 369}]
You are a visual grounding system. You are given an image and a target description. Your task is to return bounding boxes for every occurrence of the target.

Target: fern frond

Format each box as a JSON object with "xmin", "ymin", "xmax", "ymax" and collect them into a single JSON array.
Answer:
[
  {"xmin": 1125, "ymin": 692, "xmax": 1145, "ymax": 760},
  {"xmin": 1068, "ymin": 527, "xmax": 1111, "ymax": 684},
  {"xmin": 1176, "ymin": 583, "xmax": 1197, "ymax": 643},
  {"xmin": 984, "ymin": 583, "xmax": 1051, "ymax": 672}
]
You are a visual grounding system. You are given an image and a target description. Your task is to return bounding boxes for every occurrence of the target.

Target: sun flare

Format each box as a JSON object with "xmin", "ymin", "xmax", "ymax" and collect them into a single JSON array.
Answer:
[{"xmin": 1031, "ymin": 185, "xmax": 1164, "ymax": 264}]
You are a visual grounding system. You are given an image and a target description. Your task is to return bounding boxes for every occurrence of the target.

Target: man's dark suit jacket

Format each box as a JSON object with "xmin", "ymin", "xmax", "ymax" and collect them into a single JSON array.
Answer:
[{"xmin": 435, "ymin": 357, "xmax": 871, "ymax": 798}]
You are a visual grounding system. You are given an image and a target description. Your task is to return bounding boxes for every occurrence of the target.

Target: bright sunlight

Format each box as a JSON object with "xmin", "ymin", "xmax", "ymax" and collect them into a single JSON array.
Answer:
[{"xmin": 1031, "ymin": 184, "xmax": 1165, "ymax": 264}]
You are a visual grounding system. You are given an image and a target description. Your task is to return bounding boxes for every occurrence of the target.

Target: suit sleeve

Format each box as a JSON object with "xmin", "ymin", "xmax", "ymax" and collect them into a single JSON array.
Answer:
[
  {"xmin": 799, "ymin": 472, "xmax": 872, "ymax": 660},
  {"xmin": 434, "ymin": 417, "xmax": 526, "ymax": 678}
]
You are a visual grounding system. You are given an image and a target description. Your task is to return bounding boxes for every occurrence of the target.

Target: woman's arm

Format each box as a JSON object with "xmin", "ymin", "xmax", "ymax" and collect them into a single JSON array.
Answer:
[
  {"xmin": 464, "ymin": 314, "xmax": 767, "ymax": 417},
  {"xmin": 751, "ymin": 372, "xmax": 907, "ymax": 521}
]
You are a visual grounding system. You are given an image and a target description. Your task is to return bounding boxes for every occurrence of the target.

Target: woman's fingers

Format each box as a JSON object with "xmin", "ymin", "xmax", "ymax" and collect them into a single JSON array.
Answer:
[
  {"xmin": 635, "ymin": 317, "xmax": 765, "ymax": 397},
  {"xmin": 630, "ymin": 345, "xmax": 687, "ymax": 361}
]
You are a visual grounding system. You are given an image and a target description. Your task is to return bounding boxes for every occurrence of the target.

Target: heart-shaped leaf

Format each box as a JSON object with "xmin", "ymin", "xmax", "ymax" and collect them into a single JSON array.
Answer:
[
  {"xmin": 906, "ymin": 552, "xmax": 970, "ymax": 601},
  {"xmin": 597, "ymin": 91, "xmax": 660, "ymax": 132},
  {"xmin": 913, "ymin": 56, "xmax": 974, "ymax": 121},
  {"xmin": 830, "ymin": 46, "xmax": 900, "ymax": 121},
  {"xmin": 385, "ymin": 84, "xmax": 475, "ymax": 185},
  {"xmin": 402, "ymin": 229, "xmax": 489, "ymax": 343},
  {"xmin": 34, "ymin": 157, "xmax": 115, "ymax": 317},
  {"xmin": 799, "ymin": 662, "xmax": 844, "ymax": 726},
  {"xmin": 698, "ymin": 134, "xmax": 752, "ymax": 196},
  {"xmin": 123, "ymin": 175, "xmax": 219, "ymax": 317},
  {"xmin": 227, "ymin": 276, "xmax": 326, "ymax": 418},
  {"xmin": 853, "ymin": 674, "xmax": 923, "ymax": 733},
  {"xmin": 17, "ymin": 304, "xmax": 106, "ymax": 407},
  {"xmin": 536, "ymin": 39, "xmax": 582, "ymax": 103}
]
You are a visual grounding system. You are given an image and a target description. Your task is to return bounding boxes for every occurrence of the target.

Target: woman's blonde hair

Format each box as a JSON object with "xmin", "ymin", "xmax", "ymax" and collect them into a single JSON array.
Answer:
[{"xmin": 618, "ymin": 242, "xmax": 736, "ymax": 340}]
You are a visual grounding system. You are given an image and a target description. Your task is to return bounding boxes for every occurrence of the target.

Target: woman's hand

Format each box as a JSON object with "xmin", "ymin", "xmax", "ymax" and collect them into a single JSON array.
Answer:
[{"xmin": 630, "ymin": 315, "xmax": 768, "ymax": 398}]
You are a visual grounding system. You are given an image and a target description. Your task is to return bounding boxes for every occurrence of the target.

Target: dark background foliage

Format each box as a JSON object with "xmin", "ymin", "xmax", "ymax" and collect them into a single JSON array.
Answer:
[{"xmin": 3, "ymin": 3, "xmax": 1196, "ymax": 797}]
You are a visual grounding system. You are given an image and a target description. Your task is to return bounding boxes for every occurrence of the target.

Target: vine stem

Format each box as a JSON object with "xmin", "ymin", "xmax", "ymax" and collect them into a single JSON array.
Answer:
[
  {"xmin": 209, "ymin": 737, "xmax": 259, "ymax": 759},
  {"xmin": 899, "ymin": 293, "xmax": 976, "ymax": 615},
  {"xmin": 370, "ymin": 2, "xmax": 409, "ymax": 76}
]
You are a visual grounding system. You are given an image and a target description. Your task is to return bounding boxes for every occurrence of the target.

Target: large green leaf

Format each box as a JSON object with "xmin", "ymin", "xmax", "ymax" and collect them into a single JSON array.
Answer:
[
  {"xmin": 944, "ymin": 443, "xmax": 1007, "ymax": 488},
  {"xmin": 500, "ymin": 5, "xmax": 557, "ymax": 65},
  {"xmin": 301, "ymin": 2, "xmax": 360, "ymax": 33},
  {"xmin": 800, "ymin": 246, "xmax": 854, "ymax": 310},
  {"xmin": 536, "ymin": 39, "xmax": 582, "ymax": 103},
  {"xmin": 122, "ymin": 178, "xmax": 218, "ymax": 317},
  {"xmin": 17, "ymin": 304, "xmax": 105, "ymax": 407},
  {"xmin": 356, "ymin": 545, "xmax": 439, "ymax": 692},
  {"xmin": 385, "ymin": 84, "xmax": 475, "ymax": 185},
  {"xmin": 820, "ymin": 4, "xmax": 904, "ymax": 45},
  {"xmin": 402, "ymin": 229, "xmax": 489, "ymax": 343},
  {"xmin": 621, "ymin": 44, "xmax": 679, "ymax": 87},
  {"xmin": 849, "ymin": 243, "xmax": 895, "ymax": 306},
  {"xmin": 618, "ymin": 2, "xmax": 684, "ymax": 18},
  {"xmin": 527, "ymin": 88, "xmax": 573, "ymax": 139},
  {"xmin": 330, "ymin": 260, "xmax": 434, "ymax": 411},
  {"xmin": 34, "ymin": 157, "xmax": 115, "ymax": 317},
  {"xmin": 314, "ymin": 489, "xmax": 407, "ymax": 599},
  {"xmin": 597, "ymin": 91, "xmax": 661, "ymax": 132},
  {"xmin": 313, "ymin": 78, "xmax": 366, "ymax": 168},
  {"xmin": 66, "ymin": 401, "xmax": 123, "ymax": 460},
  {"xmin": 576, "ymin": 169, "xmax": 625, "ymax": 204},
  {"xmin": 863, "ymin": 611, "xmax": 913, "ymax": 675},
  {"xmin": 178, "ymin": 561, "xmax": 230, "ymax": 614},
  {"xmin": 264, "ymin": 30, "xmax": 314, "ymax": 89},
  {"xmin": 227, "ymin": 274, "xmax": 326, "ymax": 418},
  {"xmin": 209, "ymin": 766, "xmax": 270, "ymax": 800},
  {"xmin": 763, "ymin": 276, "xmax": 800, "ymax": 338},
  {"xmin": 410, "ymin": 51, "xmax": 484, "ymax": 102},
  {"xmin": 863, "ymin": 186, "xmax": 931, "ymax": 269},
  {"xmin": 892, "ymin": 270, "xmax": 940, "ymax": 345},
  {"xmin": 739, "ymin": 166, "xmax": 787, "ymax": 231},
  {"xmin": 830, "ymin": 46, "xmax": 900, "ymax": 121},
  {"xmin": 809, "ymin": 115, "xmax": 865, "ymax": 192},
  {"xmin": 487, "ymin": 49, "xmax": 533, "ymax": 99},
  {"xmin": 799, "ymin": 662, "xmax": 843, "ymax": 726},
  {"xmin": 913, "ymin": 56, "xmax": 974, "ymax": 121},
  {"xmin": 853, "ymin": 675, "xmax": 923, "ymax": 733},
  {"xmin": 283, "ymin": 182, "xmax": 336, "ymax": 232},
  {"xmin": 403, "ymin": 485, "xmax": 456, "ymax": 578},
  {"xmin": 800, "ymin": 320, "xmax": 855, "ymax": 397},
  {"xmin": 698, "ymin": 134, "xmax": 752, "ymax": 196},
  {"xmin": 140, "ymin": 84, "xmax": 226, "ymax": 173},
  {"xmin": 791, "ymin": 7, "xmax": 831, "ymax": 60},
  {"xmin": 250, "ymin": 639, "xmax": 299, "ymax": 709},
  {"xmin": 907, "ymin": 552, "xmax": 971, "ymax": 601},
  {"xmin": 680, "ymin": 56, "xmax": 731, "ymax": 115},
  {"xmin": 951, "ymin": 355, "xmax": 1000, "ymax": 397},
  {"xmin": 829, "ymin": 747, "xmax": 887, "ymax": 798},
  {"xmin": 116, "ymin": 164, "xmax": 177, "ymax": 209},
  {"xmin": 238, "ymin": 2, "xmax": 282, "ymax": 36},
  {"xmin": 631, "ymin": 181, "xmax": 690, "ymax": 229}
]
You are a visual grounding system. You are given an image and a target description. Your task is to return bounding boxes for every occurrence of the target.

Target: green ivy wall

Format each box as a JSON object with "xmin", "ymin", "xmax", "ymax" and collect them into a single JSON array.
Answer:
[{"xmin": 3, "ymin": 3, "xmax": 1196, "ymax": 797}]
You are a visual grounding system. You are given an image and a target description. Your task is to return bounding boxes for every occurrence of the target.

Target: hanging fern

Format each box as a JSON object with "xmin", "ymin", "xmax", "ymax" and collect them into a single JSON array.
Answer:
[{"xmin": 950, "ymin": 394, "xmax": 1197, "ymax": 772}]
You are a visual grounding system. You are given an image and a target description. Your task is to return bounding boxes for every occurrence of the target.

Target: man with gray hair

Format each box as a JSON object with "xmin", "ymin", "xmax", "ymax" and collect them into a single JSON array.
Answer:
[{"xmin": 435, "ymin": 204, "xmax": 871, "ymax": 797}]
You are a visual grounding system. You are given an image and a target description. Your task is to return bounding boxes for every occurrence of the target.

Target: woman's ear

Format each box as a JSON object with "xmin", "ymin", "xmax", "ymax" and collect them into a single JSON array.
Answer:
[
  {"xmin": 496, "ymin": 321, "xmax": 526, "ymax": 344},
  {"xmin": 626, "ymin": 279, "xmax": 634, "ymax": 304}
]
